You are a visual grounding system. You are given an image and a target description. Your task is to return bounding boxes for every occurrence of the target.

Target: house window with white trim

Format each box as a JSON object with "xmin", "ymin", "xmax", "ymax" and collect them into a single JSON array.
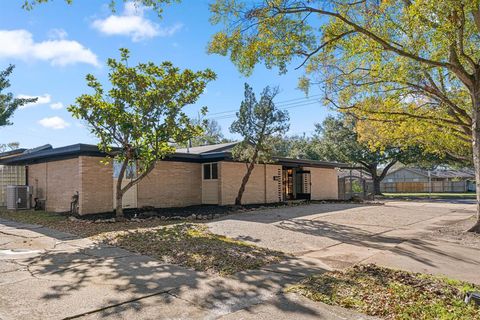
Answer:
[{"xmin": 203, "ymin": 163, "xmax": 218, "ymax": 180}]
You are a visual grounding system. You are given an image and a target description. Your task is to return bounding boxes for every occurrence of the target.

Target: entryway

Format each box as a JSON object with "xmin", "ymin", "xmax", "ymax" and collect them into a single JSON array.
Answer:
[{"xmin": 282, "ymin": 167, "xmax": 311, "ymax": 200}]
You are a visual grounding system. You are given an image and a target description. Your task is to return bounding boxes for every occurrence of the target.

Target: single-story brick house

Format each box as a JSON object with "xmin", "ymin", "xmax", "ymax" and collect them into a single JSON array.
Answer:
[{"xmin": 0, "ymin": 142, "xmax": 342, "ymax": 215}]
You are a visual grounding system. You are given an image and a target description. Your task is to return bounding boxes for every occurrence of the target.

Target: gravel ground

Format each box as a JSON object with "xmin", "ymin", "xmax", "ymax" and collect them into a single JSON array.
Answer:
[{"xmin": 424, "ymin": 216, "xmax": 480, "ymax": 249}]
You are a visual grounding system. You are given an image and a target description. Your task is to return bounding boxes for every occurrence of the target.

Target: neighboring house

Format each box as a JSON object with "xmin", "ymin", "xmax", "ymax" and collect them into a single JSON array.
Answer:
[
  {"xmin": 0, "ymin": 142, "xmax": 342, "ymax": 215},
  {"xmin": 380, "ymin": 167, "xmax": 476, "ymax": 193}
]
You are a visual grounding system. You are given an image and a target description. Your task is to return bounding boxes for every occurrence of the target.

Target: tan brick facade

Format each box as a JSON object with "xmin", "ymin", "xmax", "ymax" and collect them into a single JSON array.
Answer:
[
  {"xmin": 218, "ymin": 161, "xmax": 282, "ymax": 205},
  {"xmin": 79, "ymin": 156, "xmax": 113, "ymax": 215},
  {"xmin": 28, "ymin": 158, "xmax": 79, "ymax": 213},
  {"xmin": 137, "ymin": 161, "xmax": 202, "ymax": 208},
  {"xmin": 26, "ymin": 157, "xmax": 338, "ymax": 215},
  {"xmin": 307, "ymin": 167, "xmax": 339, "ymax": 200}
]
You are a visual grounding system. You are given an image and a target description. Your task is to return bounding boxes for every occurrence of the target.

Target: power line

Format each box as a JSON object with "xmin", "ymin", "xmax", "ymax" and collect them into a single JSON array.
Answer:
[
  {"xmin": 206, "ymin": 93, "xmax": 323, "ymax": 117},
  {"xmin": 208, "ymin": 100, "xmax": 322, "ymax": 121}
]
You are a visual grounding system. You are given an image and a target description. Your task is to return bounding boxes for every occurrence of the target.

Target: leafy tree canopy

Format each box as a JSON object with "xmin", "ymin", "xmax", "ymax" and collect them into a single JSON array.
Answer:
[
  {"xmin": 182, "ymin": 118, "xmax": 230, "ymax": 147},
  {"xmin": 208, "ymin": 0, "xmax": 478, "ymax": 162},
  {"xmin": 22, "ymin": 0, "xmax": 179, "ymax": 15},
  {"xmin": 0, "ymin": 65, "xmax": 37, "ymax": 128},
  {"xmin": 69, "ymin": 48, "xmax": 215, "ymax": 218}
]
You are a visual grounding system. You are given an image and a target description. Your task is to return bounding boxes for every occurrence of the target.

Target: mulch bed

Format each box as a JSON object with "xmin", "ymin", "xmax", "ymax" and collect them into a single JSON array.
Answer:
[{"xmin": 75, "ymin": 199, "xmax": 381, "ymax": 221}]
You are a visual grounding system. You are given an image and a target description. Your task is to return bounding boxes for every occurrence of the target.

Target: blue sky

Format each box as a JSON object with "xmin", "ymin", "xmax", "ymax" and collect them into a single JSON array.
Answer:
[{"xmin": 0, "ymin": 0, "xmax": 332, "ymax": 149}]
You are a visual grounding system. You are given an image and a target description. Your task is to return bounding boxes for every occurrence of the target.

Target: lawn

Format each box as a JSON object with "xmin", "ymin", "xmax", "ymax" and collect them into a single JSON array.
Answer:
[
  {"xmin": 382, "ymin": 193, "xmax": 476, "ymax": 199},
  {"xmin": 100, "ymin": 223, "xmax": 286, "ymax": 275},
  {"xmin": 287, "ymin": 264, "xmax": 480, "ymax": 320}
]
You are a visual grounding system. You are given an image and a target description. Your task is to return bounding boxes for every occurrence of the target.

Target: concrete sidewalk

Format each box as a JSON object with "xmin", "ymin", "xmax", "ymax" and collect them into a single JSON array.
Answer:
[{"xmin": 0, "ymin": 218, "xmax": 371, "ymax": 320}]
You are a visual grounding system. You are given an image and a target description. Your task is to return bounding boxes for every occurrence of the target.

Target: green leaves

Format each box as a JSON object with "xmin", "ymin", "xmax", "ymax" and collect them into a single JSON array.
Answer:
[
  {"xmin": 22, "ymin": 0, "xmax": 180, "ymax": 16},
  {"xmin": 0, "ymin": 65, "xmax": 37, "ymax": 128},
  {"xmin": 208, "ymin": 0, "xmax": 479, "ymax": 164},
  {"xmin": 68, "ymin": 48, "xmax": 216, "ymax": 174},
  {"xmin": 230, "ymin": 83, "xmax": 290, "ymax": 163}
]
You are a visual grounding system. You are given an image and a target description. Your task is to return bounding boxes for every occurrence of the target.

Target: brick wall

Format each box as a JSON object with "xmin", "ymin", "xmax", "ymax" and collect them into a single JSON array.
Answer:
[
  {"xmin": 307, "ymin": 167, "xmax": 338, "ymax": 200},
  {"xmin": 79, "ymin": 156, "xmax": 113, "ymax": 215},
  {"xmin": 28, "ymin": 162, "xmax": 46, "ymax": 200},
  {"xmin": 28, "ymin": 159, "xmax": 79, "ymax": 212},
  {"xmin": 136, "ymin": 161, "xmax": 202, "ymax": 208},
  {"xmin": 219, "ymin": 161, "xmax": 282, "ymax": 205}
]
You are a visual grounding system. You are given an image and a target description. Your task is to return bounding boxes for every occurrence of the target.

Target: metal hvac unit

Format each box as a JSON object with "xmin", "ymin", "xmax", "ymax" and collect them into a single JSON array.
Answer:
[{"xmin": 6, "ymin": 185, "xmax": 32, "ymax": 210}]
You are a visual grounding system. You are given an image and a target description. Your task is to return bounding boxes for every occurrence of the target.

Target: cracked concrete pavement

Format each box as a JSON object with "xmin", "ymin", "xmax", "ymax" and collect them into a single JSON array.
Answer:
[{"xmin": 0, "ymin": 200, "xmax": 478, "ymax": 319}]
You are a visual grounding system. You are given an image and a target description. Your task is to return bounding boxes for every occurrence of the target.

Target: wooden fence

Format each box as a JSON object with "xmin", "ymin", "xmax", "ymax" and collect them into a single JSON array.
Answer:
[{"xmin": 381, "ymin": 180, "xmax": 468, "ymax": 193}]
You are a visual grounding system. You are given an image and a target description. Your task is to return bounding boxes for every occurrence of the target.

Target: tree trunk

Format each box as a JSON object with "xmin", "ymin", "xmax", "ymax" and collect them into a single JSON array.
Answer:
[
  {"xmin": 115, "ymin": 176, "xmax": 126, "ymax": 221},
  {"xmin": 365, "ymin": 163, "xmax": 382, "ymax": 196},
  {"xmin": 365, "ymin": 160, "xmax": 397, "ymax": 196},
  {"xmin": 373, "ymin": 178, "xmax": 382, "ymax": 195},
  {"xmin": 114, "ymin": 159, "xmax": 129, "ymax": 222},
  {"xmin": 235, "ymin": 151, "xmax": 258, "ymax": 205},
  {"xmin": 468, "ymin": 88, "xmax": 480, "ymax": 233}
]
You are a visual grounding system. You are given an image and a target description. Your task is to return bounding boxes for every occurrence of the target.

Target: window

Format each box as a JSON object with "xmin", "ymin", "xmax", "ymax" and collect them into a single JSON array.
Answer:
[
  {"xmin": 113, "ymin": 160, "xmax": 137, "ymax": 179},
  {"xmin": 203, "ymin": 163, "xmax": 218, "ymax": 180}
]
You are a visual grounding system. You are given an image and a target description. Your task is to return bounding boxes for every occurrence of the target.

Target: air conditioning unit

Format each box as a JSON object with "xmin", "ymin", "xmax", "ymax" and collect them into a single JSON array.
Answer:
[{"xmin": 6, "ymin": 185, "xmax": 32, "ymax": 210}]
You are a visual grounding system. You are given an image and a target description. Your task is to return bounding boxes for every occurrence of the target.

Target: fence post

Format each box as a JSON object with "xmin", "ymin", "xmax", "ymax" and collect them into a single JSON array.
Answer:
[{"xmin": 428, "ymin": 170, "xmax": 432, "ymax": 198}]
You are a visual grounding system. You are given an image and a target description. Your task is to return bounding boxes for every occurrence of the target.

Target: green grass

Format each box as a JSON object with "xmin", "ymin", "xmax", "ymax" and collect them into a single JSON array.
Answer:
[
  {"xmin": 382, "ymin": 193, "xmax": 476, "ymax": 199},
  {"xmin": 102, "ymin": 223, "xmax": 286, "ymax": 275},
  {"xmin": 0, "ymin": 209, "xmax": 67, "ymax": 225},
  {"xmin": 287, "ymin": 264, "xmax": 480, "ymax": 320}
]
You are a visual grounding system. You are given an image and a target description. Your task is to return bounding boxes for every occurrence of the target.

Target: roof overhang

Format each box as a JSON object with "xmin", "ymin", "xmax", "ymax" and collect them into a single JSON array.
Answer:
[
  {"xmin": 273, "ymin": 157, "xmax": 346, "ymax": 169},
  {"xmin": 0, "ymin": 143, "xmax": 346, "ymax": 169}
]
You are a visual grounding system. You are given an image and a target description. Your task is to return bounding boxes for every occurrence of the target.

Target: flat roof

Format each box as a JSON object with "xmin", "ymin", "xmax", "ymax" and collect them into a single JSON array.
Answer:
[
  {"xmin": 0, "ymin": 143, "xmax": 345, "ymax": 168},
  {"xmin": 0, "ymin": 148, "xmax": 27, "ymax": 159}
]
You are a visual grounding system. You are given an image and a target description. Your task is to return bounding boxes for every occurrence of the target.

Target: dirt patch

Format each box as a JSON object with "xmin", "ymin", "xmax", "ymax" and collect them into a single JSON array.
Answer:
[{"xmin": 424, "ymin": 216, "xmax": 480, "ymax": 249}]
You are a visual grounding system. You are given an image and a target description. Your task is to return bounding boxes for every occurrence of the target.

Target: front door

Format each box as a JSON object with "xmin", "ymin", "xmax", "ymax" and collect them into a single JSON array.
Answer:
[
  {"xmin": 282, "ymin": 168, "xmax": 311, "ymax": 200},
  {"xmin": 296, "ymin": 170, "xmax": 311, "ymax": 200}
]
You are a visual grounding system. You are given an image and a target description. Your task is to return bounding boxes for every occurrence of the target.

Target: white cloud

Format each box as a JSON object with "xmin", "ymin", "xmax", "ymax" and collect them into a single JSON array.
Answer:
[
  {"xmin": 92, "ymin": 1, "xmax": 183, "ymax": 42},
  {"xmin": 17, "ymin": 94, "xmax": 51, "ymax": 109},
  {"xmin": 38, "ymin": 116, "xmax": 70, "ymax": 130},
  {"xmin": 0, "ymin": 29, "xmax": 99, "ymax": 67},
  {"xmin": 50, "ymin": 102, "xmax": 64, "ymax": 110},
  {"xmin": 48, "ymin": 28, "xmax": 68, "ymax": 40}
]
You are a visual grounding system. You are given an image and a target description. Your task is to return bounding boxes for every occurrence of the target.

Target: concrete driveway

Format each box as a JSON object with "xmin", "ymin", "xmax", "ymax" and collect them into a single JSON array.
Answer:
[{"xmin": 208, "ymin": 200, "xmax": 480, "ymax": 284}]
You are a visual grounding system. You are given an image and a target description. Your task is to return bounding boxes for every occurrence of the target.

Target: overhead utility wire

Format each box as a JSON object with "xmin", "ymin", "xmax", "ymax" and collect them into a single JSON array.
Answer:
[
  {"xmin": 208, "ymin": 100, "xmax": 322, "ymax": 121},
  {"xmin": 206, "ymin": 93, "xmax": 323, "ymax": 117}
]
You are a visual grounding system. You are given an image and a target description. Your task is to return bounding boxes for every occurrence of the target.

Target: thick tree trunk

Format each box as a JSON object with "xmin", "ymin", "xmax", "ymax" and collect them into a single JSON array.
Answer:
[
  {"xmin": 366, "ymin": 163, "xmax": 382, "ymax": 196},
  {"xmin": 468, "ymin": 89, "xmax": 480, "ymax": 233},
  {"xmin": 235, "ymin": 151, "xmax": 258, "ymax": 205},
  {"xmin": 365, "ymin": 160, "xmax": 396, "ymax": 196},
  {"xmin": 373, "ymin": 178, "xmax": 382, "ymax": 195}
]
